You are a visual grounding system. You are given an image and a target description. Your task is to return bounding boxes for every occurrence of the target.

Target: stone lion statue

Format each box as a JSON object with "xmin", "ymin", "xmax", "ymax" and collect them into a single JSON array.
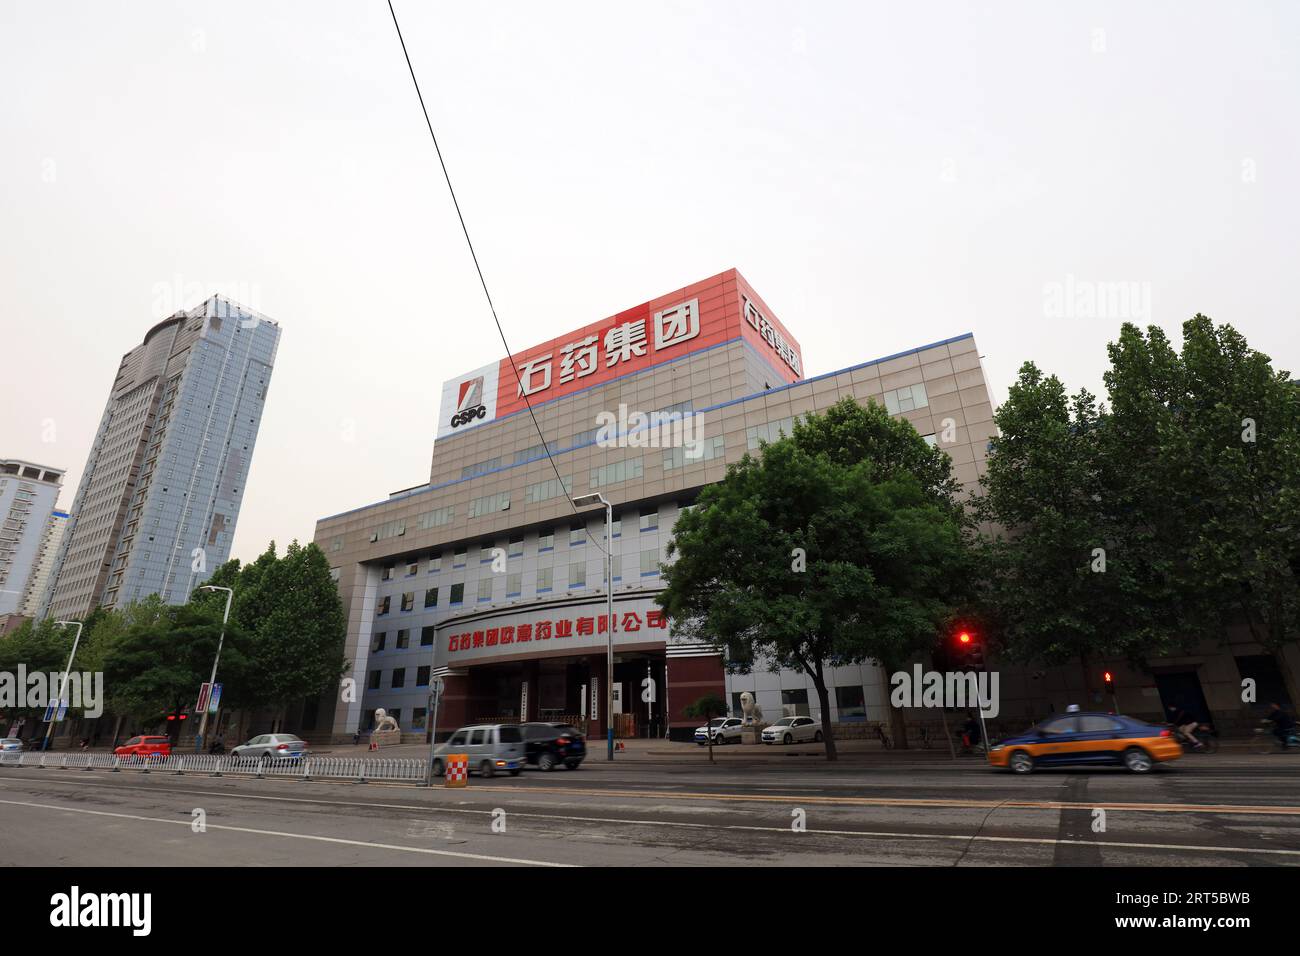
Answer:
[
  {"xmin": 739, "ymin": 691, "xmax": 763, "ymax": 726},
  {"xmin": 372, "ymin": 708, "xmax": 399, "ymax": 734}
]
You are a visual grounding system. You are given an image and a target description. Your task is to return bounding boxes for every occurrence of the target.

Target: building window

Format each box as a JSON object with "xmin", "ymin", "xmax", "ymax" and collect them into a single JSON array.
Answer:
[
  {"xmin": 507, "ymin": 573, "xmax": 522, "ymax": 597},
  {"xmin": 382, "ymin": 563, "xmax": 394, "ymax": 581},
  {"xmin": 376, "ymin": 596, "xmax": 391, "ymax": 616},
  {"xmin": 372, "ymin": 632, "xmax": 386, "ymax": 652},
  {"xmin": 883, "ymin": 382, "xmax": 929, "ymax": 415},
  {"xmin": 781, "ymin": 689, "xmax": 810, "ymax": 717},
  {"xmin": 416, "ymin": 666, "xmax": 431, "ymax": 688},
  {"xmin": 508, "ymin": 537, "xmax": 523, "ymax": 557},
  {"xmin": 524, "ymin": 476, "xmax": 571, "ymax": 504},
  {"xmin": 538, "ymin": 530, "xmax": 554, "ymax": 551},
  {"xmin": 400, "ymin": 591, "xmax": 414, "ymax": 612},
  {"xmin": 477, "ymin": 578, "xmax": 493, "ymax": 602},
  {"xmin": 640, "ymin": 549, "xmax": 659, "ymax": 576},
  {"xmin": 416, "ymin": 507, "xmax": 454, "ymax": 530},
  {"xmin": 391, "ymin": 669, "xmax": 406, "ymax": 689},
  {"xmin": 639, "ymin": 509, "xmax": 658, "ymax": 532},
  {"xmin": 368, "ymin": 670, "xmax": 381, "ymax": 690},
  {"xmin": 406, "ymin": 561, "xmax": 418, "ymax": 577},
  {"xmin": 420, "ymin": 625, "xmax": 435, "ymax": 647},
  {"xmin": 389, "ymin": 708, "xmax": 401, "ymax": 725},
  {"xmin": 537, "ymin": 566, "xmax": 553, "ymax": 592},
  {"xmin": 569, "ymin": 562, "xmax": 586, "ymax": 588},
  {"xmin": 835, "ymin": 685, "xmax": 866, "ymax": 720},
  {"xmin": 468, "ymin": 492, "xmax": 510, "ymax": 518},
  {"xmin": 663, "ymin": 436, "xmax": 725, "ymax": 471},
  {"xmin": 569, "ymin": 525, "xmax": 585, "ymax": 546},
  {"xmin": 413, "ymin": 707, "xmax": 427, "ymax": 729},
  {"xmin": 424, "ymin": 587, "xmax": 438, "ymax": 608},
  {"xmin": 461, "ymin": 456, "xmax": 501, "ymax": 480},
  {"xmin": 449, "ymin": 582, "xmax": 464, "ymax": 604},
  {"xmin": 590, "ymin": 457, "xmax": 643, "ymax": 489},
  {"xmin": 394, "ymin": 629, "xmax": 409, "ymax": 650},
  {"xmin": 453, "ymin": 548, "xmax": 466, "ymax": 568},
  {"xmin": 746, "ymin": 416, "xmax": 800, "ymax": 450},
  {"xmin": 428, "ymin": 551, "xmax": 442, "ymax": 572}
]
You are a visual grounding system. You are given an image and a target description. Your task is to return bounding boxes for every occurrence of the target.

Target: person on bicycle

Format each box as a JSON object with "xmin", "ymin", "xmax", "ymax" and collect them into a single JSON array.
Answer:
[
  {"xmin": 1265, "ymin": 703, "xmax": 1296, "ymax": 749},
  {"xmin": 1168, "ymin": 705, "xmax": 1201, "ymax": 747}
]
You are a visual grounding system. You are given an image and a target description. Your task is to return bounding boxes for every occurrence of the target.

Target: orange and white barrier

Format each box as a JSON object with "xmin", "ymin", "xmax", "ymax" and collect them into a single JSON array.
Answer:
[{"xmin": 444, "ymin": 753, "xmax": 468, "ymax": 787}]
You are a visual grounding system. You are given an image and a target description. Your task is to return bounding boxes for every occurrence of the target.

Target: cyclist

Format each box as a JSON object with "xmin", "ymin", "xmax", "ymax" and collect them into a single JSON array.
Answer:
[{"xmin": 1265, "ymin": 703, "xmax": 1296, "ymax": 750}]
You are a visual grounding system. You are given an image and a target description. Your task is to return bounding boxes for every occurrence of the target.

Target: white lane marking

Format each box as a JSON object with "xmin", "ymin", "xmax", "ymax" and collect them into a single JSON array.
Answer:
[
  {"xmin": 0, "ymin": 797, "xmax": 573, "ymax": 867},
  {"xmin": 723, "ymin": 824, "xmax": 1300, "ymax": 857},
  {"xmin": 3, "ymin": 776, "xmax": 1299, "ymax": 859}
]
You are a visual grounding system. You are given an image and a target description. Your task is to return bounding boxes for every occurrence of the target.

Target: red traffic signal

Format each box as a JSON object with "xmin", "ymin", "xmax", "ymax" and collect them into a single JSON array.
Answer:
[
  {"xmin": 1103, "ymin": 671, "xmax": 1113, "ymax": 684},
  {"xmin": 953, "ymin": 629, "xmax": 983, "ymax": 669}
]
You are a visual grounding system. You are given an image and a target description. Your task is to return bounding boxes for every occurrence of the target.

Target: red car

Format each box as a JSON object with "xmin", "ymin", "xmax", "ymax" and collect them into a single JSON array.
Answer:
[{"xmin": 114, "ymin": 735, "xmax": 171, "ymax": 759}]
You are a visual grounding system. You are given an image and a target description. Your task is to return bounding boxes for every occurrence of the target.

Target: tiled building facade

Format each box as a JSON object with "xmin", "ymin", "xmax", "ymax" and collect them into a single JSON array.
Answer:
[{"xmin": 313, "ymin": 270, "xmax": 999, "ymax": 742}]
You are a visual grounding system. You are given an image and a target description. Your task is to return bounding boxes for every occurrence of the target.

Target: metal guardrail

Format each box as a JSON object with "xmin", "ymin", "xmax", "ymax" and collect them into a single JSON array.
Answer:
[{"xmin": 0, "ymin": 750, "xmax": 429, "ymax": 783}]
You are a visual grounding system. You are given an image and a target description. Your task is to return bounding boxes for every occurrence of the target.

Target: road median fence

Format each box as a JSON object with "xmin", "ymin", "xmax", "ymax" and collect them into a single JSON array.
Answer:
[{"xmin": 0, "ymin": 750, "xmax": 428, "ymax": 783}]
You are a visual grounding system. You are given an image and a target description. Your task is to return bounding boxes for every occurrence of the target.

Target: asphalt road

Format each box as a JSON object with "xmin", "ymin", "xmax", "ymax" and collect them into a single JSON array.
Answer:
[{"xmin": 3, "ymin": 753, "xmax": 1300, "ymax": 867}]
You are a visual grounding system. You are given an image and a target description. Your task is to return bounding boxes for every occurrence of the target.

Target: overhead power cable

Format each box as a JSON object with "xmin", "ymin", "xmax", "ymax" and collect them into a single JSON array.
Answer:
[{"xmin": 386, "ymin": 0, "xmax": 607, "ymax": 555}]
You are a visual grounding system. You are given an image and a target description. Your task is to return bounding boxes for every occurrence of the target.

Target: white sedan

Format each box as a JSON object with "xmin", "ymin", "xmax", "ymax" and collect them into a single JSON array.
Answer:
[
  {"xmin": 694, "ymin": 717, "xmax": 745, "ymax": 745},
  {"xmin": 761, "ymin": 716, "xmax": 822, "ymax": 745}
]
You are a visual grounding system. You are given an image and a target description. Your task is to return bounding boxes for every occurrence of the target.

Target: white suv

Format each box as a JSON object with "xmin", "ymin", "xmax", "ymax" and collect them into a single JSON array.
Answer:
[{"xmin": 695, "ymin": 717, "xmax": 745, "ymax": 745}]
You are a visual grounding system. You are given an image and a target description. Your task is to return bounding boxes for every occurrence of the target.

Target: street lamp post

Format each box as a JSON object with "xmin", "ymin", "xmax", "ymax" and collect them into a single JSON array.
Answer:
[
  {"xmin": 572, "ymin": 492, "xmax": 615, "ymax": 761},
  {"xmin": 195, "ymin": 585, "xmax": 233, "ymax": 753},
  {"xmin": 422, "ymin": 676, "xmax": 444, "ymax": 787},
  {"xmin": 42, "ymin": 621, "xmax": 84, "ymax": 752}
]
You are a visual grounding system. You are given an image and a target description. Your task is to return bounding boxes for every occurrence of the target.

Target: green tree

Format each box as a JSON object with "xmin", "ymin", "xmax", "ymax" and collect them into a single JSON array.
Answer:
[
  {"xmin": 977, "ymin": 317, "xmax": 1300, "ymax": 701},
  {"xmin": 100, "ymin": 602, "xmax": 249, "ymax": 733},
  {"xmin": 973, "ymin": 364, "xmax": 1163, "ymax": 693},
  {"xmin": 658, "ymin": 398, "xmax": 972, "ymax": 760},
  {"xmin": 682, "ymin": 692, "xmax": 728, "ymax": 764},
  {"xmin": 194, "ymin": 541, "xmax": 347, "ymax": 729},
  {"xmin": 0, "ymin": 618, "xmax": 73, "ymax": 727}
]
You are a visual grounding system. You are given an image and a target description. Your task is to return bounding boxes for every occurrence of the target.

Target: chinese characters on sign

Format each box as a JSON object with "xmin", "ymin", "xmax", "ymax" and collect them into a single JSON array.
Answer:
[
  {"xmin": 447, "ymin": 608, "xmax": 669, "ymax": 653},
  {"xmin": 516, "ymin": 300, "xmax": 701, "ymax": 399},
  {"xmin": 742, "ymin": 294, "xmax": 801, "ymax": 376}
]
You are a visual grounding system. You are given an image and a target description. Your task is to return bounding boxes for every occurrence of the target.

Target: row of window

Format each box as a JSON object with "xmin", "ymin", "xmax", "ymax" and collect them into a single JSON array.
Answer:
[
  {"xmin": 378, "ymin": 509, "xmax": 663, "ymax": 581},
  {"xmin": 368, "ymin": 665, "xmax": 433, "ymax": 690},
  {"xmin": 373, "ymin": 547, "xmax": 662, "ymax": 617}
]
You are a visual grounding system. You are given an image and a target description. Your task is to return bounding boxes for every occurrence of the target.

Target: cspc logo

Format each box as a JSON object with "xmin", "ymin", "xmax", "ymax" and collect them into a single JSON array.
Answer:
[{"xmin": 450, "ymin": 376, "xmax": 487, "ymax": 429}]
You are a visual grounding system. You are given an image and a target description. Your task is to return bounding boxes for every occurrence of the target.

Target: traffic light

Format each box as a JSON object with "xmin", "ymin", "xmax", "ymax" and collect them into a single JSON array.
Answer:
[
  {"xmin": 1103, "ymin": 670, "xmax": 1117, "ymax": 711},
  {"xmin": 953, "ymin": 629, "xmax": 984, "ymax": 670}
]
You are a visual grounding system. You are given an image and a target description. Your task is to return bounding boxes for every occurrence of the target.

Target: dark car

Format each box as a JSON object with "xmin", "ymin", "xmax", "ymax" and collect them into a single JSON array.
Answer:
[
  {"xmin": 521, "ymin": 721, "xmax": 586, "ymax": 771},
  {"xmin": 986, "ymin": 711, "xmax": 1182, "ymax": 774}
]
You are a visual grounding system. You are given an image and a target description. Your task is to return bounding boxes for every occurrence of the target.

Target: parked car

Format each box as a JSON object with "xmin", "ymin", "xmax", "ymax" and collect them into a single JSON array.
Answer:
[
  {"xmin": 695, "ymin": 716, "xmax": 745, "ymax": 745},
  {"xmin": 521, "ymin": 722, "xmax": 586, "ymax": 770},
  {"xmin": 761, "ymin": 716, "xmax": 822, "ymax": 745},
  {"xmin": 986, "ymin": 712, "xmax": 1183, "ymax": 774},
  {"xmin": 0, "ymin": 737, "xmax": 23, "ymax": 760},
  {"xmin": 430, "ymin": 724, "xmax": 525, "ymax": 777},
  {"xmin": 230, "ymin": 733, "xmax": 310, "ymax": 760},
  {"xmin": 113, "ymin": 736, "xmax": 171, "ymax": 759}
]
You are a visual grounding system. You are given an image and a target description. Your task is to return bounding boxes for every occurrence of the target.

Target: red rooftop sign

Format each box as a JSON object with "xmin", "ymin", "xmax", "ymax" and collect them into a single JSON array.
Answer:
[{"xmin": 435, "ymin": 269, "xmax": 801, "ymax": 440}]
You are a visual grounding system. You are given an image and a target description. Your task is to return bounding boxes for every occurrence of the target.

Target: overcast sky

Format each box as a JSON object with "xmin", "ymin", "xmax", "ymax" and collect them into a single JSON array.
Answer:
[{"xmin": 2, "ymin": 0, "xmax": 1297, "ymax": 566}]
